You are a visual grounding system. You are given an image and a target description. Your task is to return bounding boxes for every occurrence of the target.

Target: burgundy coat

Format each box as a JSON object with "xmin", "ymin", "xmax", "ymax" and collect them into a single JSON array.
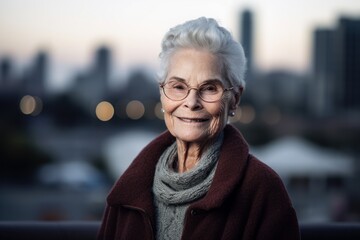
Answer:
[{"xmin": 98, "ymin": 124, "xmax": 300, "ymax": 240}]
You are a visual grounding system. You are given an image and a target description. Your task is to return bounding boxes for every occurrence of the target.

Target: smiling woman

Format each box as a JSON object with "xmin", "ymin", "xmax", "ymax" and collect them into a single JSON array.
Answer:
[
  {"xmin": 160, "ymin": 49, "xmax": 236, "ymax": 149},
  {"xmin": 97, "ymin": 17, "xmax": 300, "ymax": 240}
]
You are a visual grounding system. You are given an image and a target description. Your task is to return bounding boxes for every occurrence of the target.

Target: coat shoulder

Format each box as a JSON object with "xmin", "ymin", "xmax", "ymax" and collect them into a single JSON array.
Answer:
[
  {"xmin": 243, "ymin": 154, "xmax": 291, "ymax": 201},
  {"xmin": 247, "ymin": 154, "xmax": 283, "ymax": 183}
]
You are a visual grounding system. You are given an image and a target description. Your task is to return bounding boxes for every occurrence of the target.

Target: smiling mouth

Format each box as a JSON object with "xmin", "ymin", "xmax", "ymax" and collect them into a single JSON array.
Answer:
[{"xmin": 178, "ymin": 117, "xmax": 209, "ymax": 123}]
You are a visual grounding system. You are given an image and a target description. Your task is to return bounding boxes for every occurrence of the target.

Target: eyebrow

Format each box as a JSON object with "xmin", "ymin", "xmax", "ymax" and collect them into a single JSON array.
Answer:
[
  {"xmin": 168, "ymin": 76, "xmax": 186, "ymax": 83},
  {"xmin": 167, "ymin": 76, "xmax": 223, "ymax": 85}
]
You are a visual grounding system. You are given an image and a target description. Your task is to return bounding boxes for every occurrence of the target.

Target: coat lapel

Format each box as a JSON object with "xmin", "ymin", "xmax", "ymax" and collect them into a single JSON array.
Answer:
[
  {"xmin": 191, "ymin": 125, "xmax": 250, "ymax": 210},
  {"xmin": 107, "ymin": 130, "xmax": 175, "ymax": 214}
]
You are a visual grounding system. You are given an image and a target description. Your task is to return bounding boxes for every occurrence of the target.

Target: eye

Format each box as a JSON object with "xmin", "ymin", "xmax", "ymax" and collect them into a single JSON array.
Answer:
[
  {"xmin": 168, "ymin": 81, "xmax": 187, "ymax": 91},
  {"xmin": 201, "ymin": 84, "xmax": 219, "ymax": 93},
  {"xmin": 173, "ymin": 84, "xmax": 186, "ymax": 90}
]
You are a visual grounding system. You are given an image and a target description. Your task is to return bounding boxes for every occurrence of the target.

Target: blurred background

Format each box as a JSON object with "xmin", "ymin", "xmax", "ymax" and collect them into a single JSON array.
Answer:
[{"xmin": 0, "ymin": 0, "xmax": 359, "ymax": 223}]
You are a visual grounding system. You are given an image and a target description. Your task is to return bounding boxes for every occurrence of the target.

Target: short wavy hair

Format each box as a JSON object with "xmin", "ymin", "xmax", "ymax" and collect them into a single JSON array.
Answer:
[{"xmin": 158, "ymin": 17, "xmax": 247, "ymax": 90}]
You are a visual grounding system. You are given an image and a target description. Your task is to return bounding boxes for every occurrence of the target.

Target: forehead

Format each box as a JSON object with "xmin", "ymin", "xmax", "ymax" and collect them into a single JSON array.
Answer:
[{"xmin": 167, "ymin": 48, "xmax": 223, "ymax": 84}]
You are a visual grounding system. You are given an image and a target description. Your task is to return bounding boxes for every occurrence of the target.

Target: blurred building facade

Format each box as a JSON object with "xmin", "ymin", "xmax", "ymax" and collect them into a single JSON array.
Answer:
[
  {"xmin": 26, "ymin": 51, "xmax": 48, "ymax": 97},
  {"xmin": 240, "ymin": 9, "xmax": 254, "ymax": 76},
  {"xmin": 311, "ymin": 29, "xmax": 336, "ymax": 116},
  {"xmin": 0, "ymin": 57, "xmax": 13, "ymax": 90},
  {"xmin": 71, "ymin": 46, "xmax": 112, "ymax": 111},
  {"xmin": 337, "ymin": 17, "xmax": 360, "ymax": 111},
  {"xmin": 311, "ymin": 16, "xmax": 360, "ymax": 116}
]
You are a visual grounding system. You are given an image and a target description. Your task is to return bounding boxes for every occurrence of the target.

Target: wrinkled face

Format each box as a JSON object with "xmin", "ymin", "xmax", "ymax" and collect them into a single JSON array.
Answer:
[{"xmin": 160, "ymin": 48, "xmax": 235, "ymax": 144}]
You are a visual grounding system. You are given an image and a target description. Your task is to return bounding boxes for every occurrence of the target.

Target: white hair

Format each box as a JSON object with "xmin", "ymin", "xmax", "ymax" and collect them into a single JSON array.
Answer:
[{"xmin": 158, "ymin": 17, "xmax": 247, "ymax": 90}]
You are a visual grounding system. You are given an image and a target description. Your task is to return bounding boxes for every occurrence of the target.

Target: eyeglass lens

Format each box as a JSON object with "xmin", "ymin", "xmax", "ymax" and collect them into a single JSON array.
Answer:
[{"xmin": 163, "ymin": 80, "xmax": 224, "ymax": 102}]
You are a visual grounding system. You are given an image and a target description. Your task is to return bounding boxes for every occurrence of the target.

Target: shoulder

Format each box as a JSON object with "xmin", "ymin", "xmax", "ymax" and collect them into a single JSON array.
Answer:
[
  {"xmin": 247, "ymin": 154, "xmax": 282, "ymax": 182},
  {"xmin": 222, "ymin": 125, "xmax": 286, "ymax": 191},
  {"xmin": 243, "ymin": 154, "xmax": 292, "ymax": 203},
  {"xmin": 106, "ymin": 130, "xmax": 175, "ymax": 206}
]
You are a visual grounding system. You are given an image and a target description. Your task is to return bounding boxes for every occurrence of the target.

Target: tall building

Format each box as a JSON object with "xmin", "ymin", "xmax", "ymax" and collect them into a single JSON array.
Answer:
[
  {"xmin": 311, "ymin": 16, "xmax": 360, "ymax": 115},
  {"xmin": 0, "ymin": 57, "xmax": 12, "ymax": 87},
  {"xmin": 89, "ymin": 46, "xmax": 112, "ymax": 100},
  {"xmin": 335, "ymin": 17, "xmax": 360, "ymax": 110},
  {"xmin": 310, "ymin": 28, "xmax": 336, "ymax": 116},
  {"xmin": 71, "ymin": 46, "xmax": 112, "ymax": 111},
  {"xmin": 93, "ymin": 46, "xmax": 111, "ymax": 91},
  {"xmin": 240, "ymin": 9, "xmax": 253, "ymax": 75},
  {"xmin": 25, "ymin": 51, "xmax": 48, "ymax": 96}
]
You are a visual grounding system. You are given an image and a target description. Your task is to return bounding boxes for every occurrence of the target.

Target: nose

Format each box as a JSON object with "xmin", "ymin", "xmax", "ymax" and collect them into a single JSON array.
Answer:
[{"xmin": 184, "ymin": 88, "xmax": 202, "ymax": 110}]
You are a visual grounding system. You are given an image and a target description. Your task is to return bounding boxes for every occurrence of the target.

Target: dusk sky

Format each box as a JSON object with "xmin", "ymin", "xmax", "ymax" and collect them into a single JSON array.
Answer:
[{"xmin": 0, "ymin": 0, "xmax": 359, "ymax": 91}]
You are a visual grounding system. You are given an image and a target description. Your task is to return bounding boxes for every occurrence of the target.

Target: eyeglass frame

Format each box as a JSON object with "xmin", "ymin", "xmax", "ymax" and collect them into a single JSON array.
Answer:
[{"xmin": 159, "ymin": 80, "xmax": 234, "ymax": 103}]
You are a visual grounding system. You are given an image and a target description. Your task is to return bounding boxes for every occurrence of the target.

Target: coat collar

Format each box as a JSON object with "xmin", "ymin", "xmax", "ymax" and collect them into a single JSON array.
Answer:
[
  {"xmin": 106, "ymin": 129, "xmax": 175, "ymax": 214},
  {"xmin": 193, "ymin": 124, "xmax": 249, "ymax": 210},
  {"xmin": 107, "ymin": 124, "xmax": 249, "ymax": 212}
]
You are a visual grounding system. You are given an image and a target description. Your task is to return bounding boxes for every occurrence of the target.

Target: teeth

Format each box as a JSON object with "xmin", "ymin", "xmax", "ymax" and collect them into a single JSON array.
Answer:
[{"xmin": 181, "ymin": 118, "xmax": 207, "ymax": 122}]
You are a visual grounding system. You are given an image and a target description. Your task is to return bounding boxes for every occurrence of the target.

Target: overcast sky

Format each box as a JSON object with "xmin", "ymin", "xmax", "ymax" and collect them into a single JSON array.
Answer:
[{"xmin": 0, "ymin": 0, "xmax": 359, "ymax": 91}]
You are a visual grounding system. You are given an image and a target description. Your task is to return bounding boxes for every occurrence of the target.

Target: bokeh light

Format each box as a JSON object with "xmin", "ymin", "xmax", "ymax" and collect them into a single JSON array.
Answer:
[
  {"xmin": 126, "ymin": 100, "xmax": 145, "ymax": 120},
  {"xmin": 19, "ymin": 95, "xmax": 43, "ymax": 116},
  {"xmin": 95, "ymin": 101, "xmax": 114, "ymax": 121},
  {"xmin": 239, "ymin": 105, "xmax": 256, "ymax": 124}
]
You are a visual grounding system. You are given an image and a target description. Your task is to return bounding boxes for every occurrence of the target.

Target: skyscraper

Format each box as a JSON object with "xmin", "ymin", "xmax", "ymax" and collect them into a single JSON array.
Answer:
[
  {"xmin": 311, "ymin": 16, "xmax": 360, "ymax": 115},
  {"xmin": 70, "ymin": 45, "xmax": 112, "ymax": 110},
  {"xmin": 0, "ymin": 58, "xmax": 12, "ymax": 86},
  {"xmin": 25, "ymin": 51, "xmax": 48, "ymax": 96},
  {"xmin": 311, "ymin": 28, "xmax": 336, "ymax": 116},
  {"xmin": 335, "ymin": 17, "xmax": 360, "ymax": 110},
  {"xmin": 240, "ymin": 9, "xmax": 253, "ymax": 75},
  {"xmin": 94, "ymin": 46, "xmax": 111, "ymax": 89}
]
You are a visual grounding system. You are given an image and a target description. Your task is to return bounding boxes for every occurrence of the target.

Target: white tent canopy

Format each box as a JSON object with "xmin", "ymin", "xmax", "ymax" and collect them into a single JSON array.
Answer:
[
  {"xmin": 251, "ymin": 137, "xmax": 353, "ymax": 178},
  {"xmin": 104, "ymin": 131, "xmax": 354, "ymax": 179},
  {"xmin": 104, "ymin": 130, "xmax": 158, "ymax": 179}
]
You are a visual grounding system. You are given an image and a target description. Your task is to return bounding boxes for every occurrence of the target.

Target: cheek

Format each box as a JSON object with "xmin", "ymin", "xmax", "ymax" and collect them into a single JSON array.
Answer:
[
  {"xmin": 160, "ymin": 95, "xmax": 176, "ymax": 131},
  {"xmin": 161, "ymin": 94, "xmax": 176, "ymax": 113},
  {"xmin": 212, "ymin": 99, "xmax": 229, "ymax": 117},
  {"xmin": 209, "ymin": 100, "xmax": 229, "ymax": 128}
]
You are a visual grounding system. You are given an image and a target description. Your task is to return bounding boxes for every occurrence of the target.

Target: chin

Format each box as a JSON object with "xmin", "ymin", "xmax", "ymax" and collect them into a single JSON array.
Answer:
[{"xmin": 175, "ymin": 129, "xmax": 214, "ymax": 143}]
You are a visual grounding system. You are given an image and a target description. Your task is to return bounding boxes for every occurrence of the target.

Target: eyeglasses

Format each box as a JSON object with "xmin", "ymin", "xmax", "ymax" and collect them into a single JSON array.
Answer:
[{"xmin": 160, "ymin": 80, "xmax": 233, "ymax": 103}]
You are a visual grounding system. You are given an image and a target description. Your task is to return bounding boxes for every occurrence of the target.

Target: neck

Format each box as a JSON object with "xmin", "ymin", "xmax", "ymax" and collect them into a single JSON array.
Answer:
[{"xmin": 175, "ymin": 138, "xmax": 213, "ymax": 173}]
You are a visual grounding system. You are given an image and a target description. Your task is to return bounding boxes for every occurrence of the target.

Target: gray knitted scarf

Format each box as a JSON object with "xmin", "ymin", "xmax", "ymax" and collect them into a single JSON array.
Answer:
[{"xmin": 152, "ymin": 133, "xmax": 223, "ymax": 240}]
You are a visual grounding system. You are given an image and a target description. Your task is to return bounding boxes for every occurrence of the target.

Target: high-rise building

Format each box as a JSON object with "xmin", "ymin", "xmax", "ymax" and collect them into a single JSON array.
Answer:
[
  {"xmin": 71, "ymin": 45, "xmax": 112, "ymax": 111},
  {"xmin": 311, "ymin": 16, "xmax": 360, "ymax": 115},
  {"xmin": 94, "ymin": 46, "xmax": 111, "ymax": 90},
  {"xmin": 0, "ymin": 57, "xmax": 12, "ymax": 87},
  {"xmin": 310, "ymin": 28, "xmax": 336, "ymax": 116},
  {"xmin": 25, "ymin": 51, "xmax": 48, "ymax": 96},
  {"xmin": 240, "ymin": 9, "xmax": 253, "ymax": 75},
  {"xmin": 335, "ymin": 17, "xmax": 360, "ymax": 110}
]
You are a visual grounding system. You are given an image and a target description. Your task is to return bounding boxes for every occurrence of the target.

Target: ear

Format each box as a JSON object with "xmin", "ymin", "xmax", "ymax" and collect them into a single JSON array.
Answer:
[{"xmin": 230, "ymin": 87, "xmax": 243, "ymax": 111}]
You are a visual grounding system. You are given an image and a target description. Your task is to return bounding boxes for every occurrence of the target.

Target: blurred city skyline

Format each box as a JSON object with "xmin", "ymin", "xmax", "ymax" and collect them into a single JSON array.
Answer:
[
  {"xmin": 1, "ymin": 0, "xmax": 359, "ymax": 92},
  {"xmin": 1, "ymin": 1, "xmax": 360, "ymax": 222}
]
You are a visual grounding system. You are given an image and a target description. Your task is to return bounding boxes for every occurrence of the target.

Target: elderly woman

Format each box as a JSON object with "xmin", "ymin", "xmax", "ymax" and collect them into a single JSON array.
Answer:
[{"xmin": 98, "ymin": 17, "xmax": 300, "ymax": 240}]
